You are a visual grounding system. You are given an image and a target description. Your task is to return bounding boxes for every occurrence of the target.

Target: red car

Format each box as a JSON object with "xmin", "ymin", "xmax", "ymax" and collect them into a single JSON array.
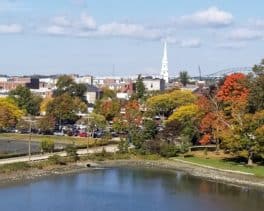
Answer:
[{"xmin": 79, "ymin": 132, "xmax": 88, "ymax": 137}]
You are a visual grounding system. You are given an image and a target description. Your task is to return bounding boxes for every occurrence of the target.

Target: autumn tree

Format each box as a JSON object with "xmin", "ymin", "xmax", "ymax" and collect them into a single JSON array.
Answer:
[
  {"xmin": 216, "ymin": 73, "xmax": 249, "ymax": 108},
  {"xmin": 46, "ymin": 93, "xmax": 87, "ymax": 124},
  {"xmin": 166, "ymin": 103, "xmax": 200, "ymax": 144},
  {"xmin": 37, "ymin": 116, "xmax": 56, "ymax": 134},
  {"xmin": 0, "ymin": 98, "xmax": 23, "ymax": 130},
  {"xmin": 146, "ymin": 90, "xmax": 196, "ymax": 118},
  {"xmin": 221, "ymin": 110, "xmax": 264, "ymax": 165},
  {"xmin": 198, "ymin": 96, "xmax": 227, "ymax": 151},
  {"xmin": 94, "ymin": 99, "xmax": 121, "ymax": 121}
]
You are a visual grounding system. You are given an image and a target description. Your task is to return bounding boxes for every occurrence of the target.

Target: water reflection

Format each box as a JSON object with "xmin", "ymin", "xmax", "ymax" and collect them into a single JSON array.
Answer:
[{"xmin": 0, "ymin": 167, "xmax": 263, "ymax": 211}]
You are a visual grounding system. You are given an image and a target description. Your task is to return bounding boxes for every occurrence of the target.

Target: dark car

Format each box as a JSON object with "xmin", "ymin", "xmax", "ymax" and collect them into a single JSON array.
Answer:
[{"xmin": 93, "ymin": 130, "xmax": 104, "ymax": 138}]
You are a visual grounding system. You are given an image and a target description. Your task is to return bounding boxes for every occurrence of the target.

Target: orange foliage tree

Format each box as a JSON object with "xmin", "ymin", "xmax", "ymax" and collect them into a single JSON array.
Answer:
[
  {"xmin": 216, "ymin": 73, "xmax": 249, "ymax": 103},
  {"xmin": 198, "ymin": 96, "xmax": 227, "ymax": 149}
]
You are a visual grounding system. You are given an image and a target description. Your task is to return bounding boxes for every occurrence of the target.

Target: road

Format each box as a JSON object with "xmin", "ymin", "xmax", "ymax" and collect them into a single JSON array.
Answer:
[{"xmin": 0, "ymin": 145, "xmax": 118, "ymax": 165}]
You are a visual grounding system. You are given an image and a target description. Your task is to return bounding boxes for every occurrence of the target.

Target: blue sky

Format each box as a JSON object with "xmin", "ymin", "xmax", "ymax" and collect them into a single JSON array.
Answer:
[{"xmin": 0, "ymin": 0, "xmax": 264, "ymax": 76}]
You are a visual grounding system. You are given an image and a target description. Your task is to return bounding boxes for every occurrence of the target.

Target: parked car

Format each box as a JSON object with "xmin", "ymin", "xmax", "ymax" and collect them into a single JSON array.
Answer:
[
  {"xmin": 79, "ymin": 132, "xmax": 88, "ymax": 138},
  {"xmin": 93, "ymin": 130, "xmax": 104, "ymax": 138},
  {"xmin": 53, "ymin": 131, "xmax": 64, "ymax": 136}
]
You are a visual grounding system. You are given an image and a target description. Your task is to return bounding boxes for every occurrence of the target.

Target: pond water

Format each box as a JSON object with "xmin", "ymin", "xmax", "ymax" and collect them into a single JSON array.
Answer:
[{"xmin": 0, "ymin": 167, "xmax": 263, "ymax": 211}]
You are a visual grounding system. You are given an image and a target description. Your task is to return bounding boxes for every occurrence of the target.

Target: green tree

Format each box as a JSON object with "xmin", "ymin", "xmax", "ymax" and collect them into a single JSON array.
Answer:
[
  {"xmin": 248, "ymin": 60, "xmax": 264, "ymax": 112},
  {"xmin": 78, "ymin": 113, "xmax": 107, "ymax": 136},
  {"xmin": 9, "ymin": 85, "xmax": 42, "ymax": 115},
  {"xmin": 221, "ymin": 109, "xmax": 264, "ymax": 165},
  {"xmin": 46, "ymin": 93, "xmax": 87, "ymax": 123},
  {"xmin": 54, "ymin": 75, "xmax": 87, "ymax": 101},
  {"xmin": 179, "ymin": 71, "xmax": 190, "ymax": 87},
  {"xmin": 101, "ymin": 88, "xmax": 116, "ymax": 100},
  {"xmin": 142, "ymin": 119, "xmax": 157, "ymax": 140},
  {"xmin": 135, "ymin": 75, "xmax": 146, "ymax": 100}
]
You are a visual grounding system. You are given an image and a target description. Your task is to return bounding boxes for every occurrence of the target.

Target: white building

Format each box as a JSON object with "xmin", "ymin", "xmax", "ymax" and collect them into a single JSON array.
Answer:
[
  {"xmin": 84, "ymin": 84, "xmax": 100, "ymax": 105},
  {"xmin": 75, "ymin": 75, "xmax": 93, "ymax": 85},
  {"xmin": 143, "ymin": 77, "xmax": 165, "ymax": 92},
  {"xmin": 160, "ymin": 42, "xmax": 169, "ymax": 83}
]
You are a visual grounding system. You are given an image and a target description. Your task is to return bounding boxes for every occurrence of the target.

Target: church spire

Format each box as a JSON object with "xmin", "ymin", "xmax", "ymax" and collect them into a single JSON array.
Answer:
[{"xmin": 160, "ymin": 41, "xmax": 169, "ymax": 83}]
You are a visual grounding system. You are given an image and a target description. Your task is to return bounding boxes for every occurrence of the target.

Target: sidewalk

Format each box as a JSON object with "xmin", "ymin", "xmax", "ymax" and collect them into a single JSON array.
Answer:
[{"xmin": 0, "ymin": 145, "xmax": 118, "ymax": 165}]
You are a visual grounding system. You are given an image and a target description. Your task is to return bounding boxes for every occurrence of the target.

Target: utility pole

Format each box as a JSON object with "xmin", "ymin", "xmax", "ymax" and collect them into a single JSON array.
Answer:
[
  {"xmin": 28, "ymin": 119, "xmax": 32, "ymax": 161},
  {"xmin": 112, "ymin": 64, "xmax": 115, "ymax": 77}
]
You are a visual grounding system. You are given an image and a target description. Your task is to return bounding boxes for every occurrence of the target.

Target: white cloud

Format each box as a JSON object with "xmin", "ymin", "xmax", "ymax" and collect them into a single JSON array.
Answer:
[
  {"xmin": 179, "ymin": 39, "xmax": 201, "ymax": 48},
  {"xmin": 0, "ymin": 24, "xmax": 23, "ymax": 34},
  {"xmin": 80, "ymin": 13, "xmax": 97, "ymax": 29},
  {"xmin": 52, "ymin": 16, "xmax": 72, "ymax": 27},
  {"xmin": 165, "ymin": 37, "xmax": 202, "ymax": 48},
  {"xmin": 217, "ymin": 42, "xmax": 246, "ymax": 49},
  {"xmin": 248, "ymin": 18, "xmax": 264, "ymax": 27},
  {"xmin": 178, "ymin": 7, "xmax": 233, "ymax": 27},
  {"xmin": 43, "ymin": 14, "xmax": 163, "ymax": 40},
  {"xmin": 229, "ymin": 28, "xmax": 263, "ymax": 41},
  {"xmin": 44, "ymin": 25, "xmax": 68, "ymax": 35},
  {"xmin": 95, "ymin": 22, "xmax": 161, "ymax": 40}
]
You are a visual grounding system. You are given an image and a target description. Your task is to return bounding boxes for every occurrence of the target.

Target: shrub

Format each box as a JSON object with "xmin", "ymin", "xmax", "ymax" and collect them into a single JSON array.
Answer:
[
  {"xmin": 65, "ymin": 144, "xmax": 78, "ymax": 162},
  {"xmin": 0, "ymin": 162, "xmax": 31, "ymax": 173},
  {"xmin": 118, "ymin": 139, "xmax": 129, "ymax": 154},
  {"xmin": 160, "ymin": 143, "xmax": 180, "ymax": 158},
  {"xmin": 41, "ymin": 139, "xmax": 55, "ymax": 153},
  {"xmin": 141, "ymin": 140, "xmax": 161, "ymax": 155},
  {"xmin": 48, "ymin": 155, "xmax": 66, "ymax": 165}
]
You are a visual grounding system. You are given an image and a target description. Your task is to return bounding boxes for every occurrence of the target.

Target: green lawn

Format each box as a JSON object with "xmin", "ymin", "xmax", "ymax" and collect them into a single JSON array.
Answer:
[
  {"xmin": 0, "ymin": 133, "xmax": 104, "ymax": 147},
  {"xmin": 174, "ymin": 156, "xmax": 264, "ymax": 177}
]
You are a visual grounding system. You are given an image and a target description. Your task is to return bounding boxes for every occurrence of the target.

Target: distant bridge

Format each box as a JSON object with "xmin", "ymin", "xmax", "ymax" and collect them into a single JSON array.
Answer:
[{"xmin": 192, "ymin": 67, "xmax": 253, "ymax": 81}]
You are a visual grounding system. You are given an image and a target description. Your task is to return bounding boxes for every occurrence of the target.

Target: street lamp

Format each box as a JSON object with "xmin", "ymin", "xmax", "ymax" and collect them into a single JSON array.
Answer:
[{"xmin": 22, "ymin": 116, "xmax": 36, "ymax": 161}]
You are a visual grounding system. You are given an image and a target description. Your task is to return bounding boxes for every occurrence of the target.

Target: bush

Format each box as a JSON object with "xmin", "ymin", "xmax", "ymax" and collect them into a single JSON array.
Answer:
[
  {"xmin": 0, "ymin": 162, "xmax": 31, "ymax": 173},
  {"xmin": 65, "ymin": 144, "xmax": 79, "ymax": 162},
  {"xmin": 130, "ymin": 131, "xmax": 144, "ymax": 149},
  {"xmin": 160, "ymin": 143, "xmax": 180, "ymax": 158},
  {"xmin": 118, "ymin": 139, "xmax": 129, "ymax": 154},
  {"xmin": 41, "ymin": 139, "xmax": 55, "ymax": 153},
  {"xmin": 141, "ymin": 140, "xmax": 161, "ymax": 155},
  {"xmin": 48, "ymin": 155, "xmax": 66, "ymax": 165}
]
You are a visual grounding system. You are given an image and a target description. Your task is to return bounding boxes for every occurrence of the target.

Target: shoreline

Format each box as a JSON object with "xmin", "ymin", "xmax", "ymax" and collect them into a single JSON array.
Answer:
[{"xmin": 0, "ymin": 159, "xmax": 264, "ymax": 191}]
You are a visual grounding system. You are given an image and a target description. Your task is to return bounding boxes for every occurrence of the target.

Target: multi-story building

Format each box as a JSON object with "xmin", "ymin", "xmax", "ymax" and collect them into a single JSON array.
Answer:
[
  {"xmin": 0, "ymin": 77, "xmax": 39, "ymax": 91},
  {"xmin": 143, "ymin": 77, "xmax": 165, "ymax": 92}
]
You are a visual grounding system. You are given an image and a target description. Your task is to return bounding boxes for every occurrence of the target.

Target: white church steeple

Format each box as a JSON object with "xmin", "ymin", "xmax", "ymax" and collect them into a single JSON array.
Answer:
[{"xmin": 160, "ymin": 41, "xmax": 169, "ymax": 83}]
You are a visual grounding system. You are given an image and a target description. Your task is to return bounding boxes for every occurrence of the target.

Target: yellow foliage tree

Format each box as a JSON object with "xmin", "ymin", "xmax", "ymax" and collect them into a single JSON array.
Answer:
[
  {"xmin": 146, "ymin": 90, "xmax": 197, "ymax": 117},
  {"xmin": 167, "ymin": 104, "xmax": 199, "ymax": 123},
  {"xmin": 0, "ymin": 98, "xmax": 23, "ymax": 129},
  {"xmin": 40, "ymin": 97, "xmax": 53, "ymax": 115}
]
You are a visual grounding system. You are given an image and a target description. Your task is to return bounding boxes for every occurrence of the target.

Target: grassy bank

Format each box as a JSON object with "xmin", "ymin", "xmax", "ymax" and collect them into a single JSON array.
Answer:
[
  {"xmin": 0, "ymin": 152, "xmax": 161, "ymax": 175},
  {"xmin": 0, "ymin": 133, "xmax": 117, "ymax": 147},
  {"xmin": 175, "ymin": 156, "xmax": 264, "ymax": 177}
]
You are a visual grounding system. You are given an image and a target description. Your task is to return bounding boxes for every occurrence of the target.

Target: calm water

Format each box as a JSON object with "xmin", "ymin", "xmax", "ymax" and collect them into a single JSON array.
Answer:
[{"xmin": 0, "ymin": 168, "xmax": 263, "ymax": 211}]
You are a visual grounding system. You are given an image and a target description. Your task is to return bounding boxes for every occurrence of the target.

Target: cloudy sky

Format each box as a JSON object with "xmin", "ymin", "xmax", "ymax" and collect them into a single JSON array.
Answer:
[{"xmin": 0, "ymin": 0, "xmax": 264, "ymax": 76}]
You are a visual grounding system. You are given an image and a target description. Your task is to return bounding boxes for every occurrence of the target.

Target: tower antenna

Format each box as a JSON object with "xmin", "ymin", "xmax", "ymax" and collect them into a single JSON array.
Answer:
[{"xmin": 198, "ymin": 65, "xmax": 202, "ymax": 81}]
